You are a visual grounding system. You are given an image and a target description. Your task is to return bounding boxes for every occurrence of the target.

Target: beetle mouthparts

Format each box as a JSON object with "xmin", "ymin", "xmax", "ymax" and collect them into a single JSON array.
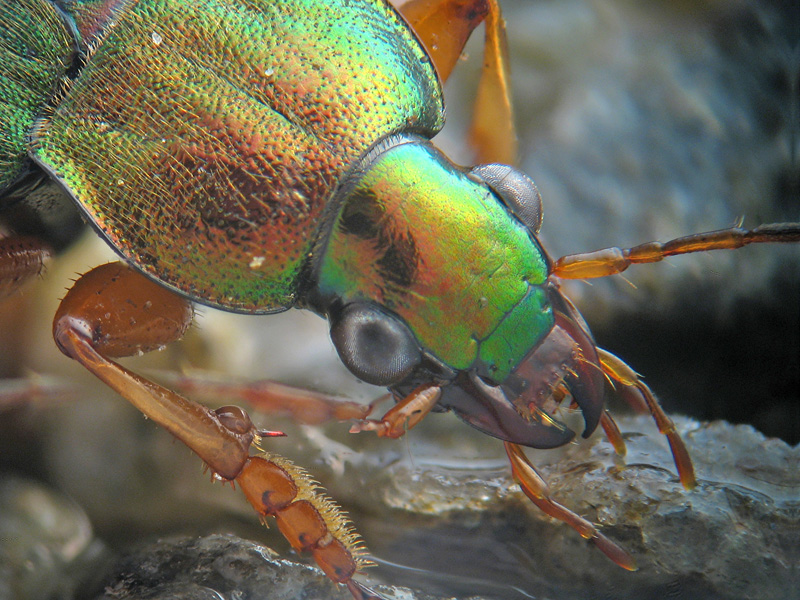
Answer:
[
  {"xmin": 459, "ymin": 370, "xmax": 576, "ymax": 448},
  {"xmin": 442, "ymin": 287, "xmax": 605, "ymax": 450},
  {"xmin": 507, "ymin": 309, "xmax": 605, "ymax": 441}
]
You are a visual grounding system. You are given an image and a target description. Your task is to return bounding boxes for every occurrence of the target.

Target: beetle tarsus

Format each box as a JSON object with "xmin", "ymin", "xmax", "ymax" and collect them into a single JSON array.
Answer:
[
  {"xmin": 350, "ymin": 383, "xmax": 441, "ymax": 438},
  {"xmin": 598, "ymin": 349, "xmax": 697, "ymax": 490},
  {"xmin": 505, "ymin": 441, "xmax": 637, "ymax": 571},
  {"xmin": 236, "ymin": 454, "xmax": 374, "ymax": 591}
]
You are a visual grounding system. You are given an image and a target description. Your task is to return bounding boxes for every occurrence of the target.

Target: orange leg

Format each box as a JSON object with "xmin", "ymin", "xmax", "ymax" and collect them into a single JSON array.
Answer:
[
  {"xmin": 164, "ymin": 372, "xmax": 375, "ymax": 425},
  {"xmin": 52, "ymin": 262, "xmax": 381, "ymax": 600},
  {"xmin": 597, "ymin": 348, "xmax": 696, "ymax": 490},
  {"xmin": 395, "ymin": 0, "xmax": 517, "ymax": 164},
  {"xmin": 0, "ymin": 235, "xmax": 52, "ymax": 300},
  {"xmin": 505, "ymin": 442, "xmax": 637, "ymax": 571},
  {"xmin": 552, "ymin": 223, "xmax": 800, "ymax": 280},
  {"xmin": 349, "ymin": 382, "xmax": 442, "ymax": 438},
  {"xmin": 236, "ymin": 454, "xmax": 380, "ymax": 599},
  {"xmin": 599, "ymin": 410, "xmax": 626, "ymax": 457},
  {"xmin": 0, "ymin": 376, "xmax": 74, "ymax": 412}
]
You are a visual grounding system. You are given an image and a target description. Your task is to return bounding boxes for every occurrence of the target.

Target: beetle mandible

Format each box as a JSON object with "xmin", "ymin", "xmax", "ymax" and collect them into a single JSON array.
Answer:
[{"xmin": 1, "ymin": 0, "xmax": 798, "ymax": 598}]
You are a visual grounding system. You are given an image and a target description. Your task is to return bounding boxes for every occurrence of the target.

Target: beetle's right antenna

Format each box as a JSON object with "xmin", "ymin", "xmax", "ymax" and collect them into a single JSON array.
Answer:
[{"xmin": 552, "ymin": 223, "xmax": 800, "ymax": 280}]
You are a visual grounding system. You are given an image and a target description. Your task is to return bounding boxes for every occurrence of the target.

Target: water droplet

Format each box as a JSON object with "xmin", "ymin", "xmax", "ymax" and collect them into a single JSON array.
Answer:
[{"xmin": 151, "ymin": 31, "xmax": 163, "ymax": 46}]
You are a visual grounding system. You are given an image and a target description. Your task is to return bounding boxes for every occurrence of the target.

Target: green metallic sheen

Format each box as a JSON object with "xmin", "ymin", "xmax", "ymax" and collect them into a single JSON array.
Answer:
[
  {"xmin": 32, "ymin": 0, "xmax": 443, "ymax": 311},
  {"xmin": 314, "ymin": 140, "xmax": 553, "ymax": 381},
  {"xmin": 0, "ymin": 0, "xmax": 73, "ymax": 191}
]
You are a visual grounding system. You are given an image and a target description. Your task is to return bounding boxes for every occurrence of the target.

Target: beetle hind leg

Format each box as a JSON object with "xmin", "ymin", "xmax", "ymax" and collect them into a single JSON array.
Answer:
[{"xmin": 52, "ymin": 262, "xmax": 383, "ymax": 600}]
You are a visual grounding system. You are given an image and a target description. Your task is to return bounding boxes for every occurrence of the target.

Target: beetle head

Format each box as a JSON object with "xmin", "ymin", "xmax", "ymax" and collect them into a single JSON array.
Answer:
[
  {"xmin": 320, "ymin": 141, "xmax": 603, "ymax": 450},
  {"xmin": 329, "ymin": 282, "xmax": 606, "ymax": 450}
]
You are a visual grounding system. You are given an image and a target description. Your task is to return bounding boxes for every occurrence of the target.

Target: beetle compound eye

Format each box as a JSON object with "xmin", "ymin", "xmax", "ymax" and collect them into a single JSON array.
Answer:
[
  {"xmin": 471, "ymin": 164, "xmax": 543, "ymax": 234},
  {"xmin": 330, "ymin": 303, "xmax": 421, "ymax": 386}
]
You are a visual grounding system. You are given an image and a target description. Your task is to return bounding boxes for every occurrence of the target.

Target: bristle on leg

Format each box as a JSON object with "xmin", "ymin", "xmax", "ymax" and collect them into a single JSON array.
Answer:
[{"xmin": 235, "ymin": 453, "xmax": 373, "ymax": 585}]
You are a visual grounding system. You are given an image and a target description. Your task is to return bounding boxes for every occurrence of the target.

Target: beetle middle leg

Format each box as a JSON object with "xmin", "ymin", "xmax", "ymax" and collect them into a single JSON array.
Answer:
[
  {"xmin": 395, "ymin": 0, "xmax": 516, "ymax": 163},
  {"xmin": 162, "ymin": 372, "xmax": 376, "ymax": 425},
  {"xmin": 51, "ymin": 261, "xmax": 382, "ymax": 600}
]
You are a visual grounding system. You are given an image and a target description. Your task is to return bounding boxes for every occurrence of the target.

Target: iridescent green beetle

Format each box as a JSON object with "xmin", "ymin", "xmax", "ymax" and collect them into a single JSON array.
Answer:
[{"xmin": 2, "ymin": 0, "xmax": 799, "ymax": 597}]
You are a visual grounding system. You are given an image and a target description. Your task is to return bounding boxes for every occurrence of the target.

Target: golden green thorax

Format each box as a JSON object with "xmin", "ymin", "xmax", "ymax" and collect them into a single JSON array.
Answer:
[{"xmin": 314, "ymin": 139, "xmax": 553, "ymax": 382}]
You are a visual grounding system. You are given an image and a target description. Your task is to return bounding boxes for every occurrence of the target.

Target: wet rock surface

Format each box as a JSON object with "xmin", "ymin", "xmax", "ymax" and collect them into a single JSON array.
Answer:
[
  {"xmin": 289, "ymin": 414, "xmax": 799, "ymax": 600},
  {"xmin": 3, "ymin": 407, "xmax": 797, "ymax": 599},
  {"xmin": 95, "ymin": 535, "xmax": 399, "ymax": 600},
  {"xmin": 5, "ymin": 353, "xmax": 798, "ymax": 600}
]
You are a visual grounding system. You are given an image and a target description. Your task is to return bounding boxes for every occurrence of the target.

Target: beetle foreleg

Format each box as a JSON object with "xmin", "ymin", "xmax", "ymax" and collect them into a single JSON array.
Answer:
[
  {"xmin": 350, "ymin": 382, "xmax": 442, "ymax": 438},
  {"xmin": 597, "ymin": 348, "xmax": 697, "ymax": 490},
  {"xmin": 599, "ymin": 410, "xmax": 626, "ymax": 457},
  {"xmin": 505, "ymin": 441, "xmax": 637, "ymax": 571}
]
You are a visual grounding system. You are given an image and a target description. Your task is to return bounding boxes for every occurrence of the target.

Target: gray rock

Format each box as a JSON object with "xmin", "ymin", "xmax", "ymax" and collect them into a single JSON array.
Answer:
[
  {"xmin": 0, "ymin": 477, "xmax": 110, "ymax": 600},
  {"xmin": 265, "ymin": 414, "xmax": 799, "ymax": 600},
  {"xmin": 94, "ymin": 534, "xmax": 494, "ymax": 600},
  {"xmin": 30, "ymin": 386, "xmax": 797, "ymax": 600},
  {"xmin": 95, "ymin": 535, "xmax": 390, "ymax": 600}
]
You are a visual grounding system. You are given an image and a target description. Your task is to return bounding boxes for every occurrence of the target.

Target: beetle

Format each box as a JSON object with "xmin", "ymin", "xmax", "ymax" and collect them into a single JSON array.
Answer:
[{"xmin": 1, "ymin": 0, "xmax": 798, "ymax": 598}]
